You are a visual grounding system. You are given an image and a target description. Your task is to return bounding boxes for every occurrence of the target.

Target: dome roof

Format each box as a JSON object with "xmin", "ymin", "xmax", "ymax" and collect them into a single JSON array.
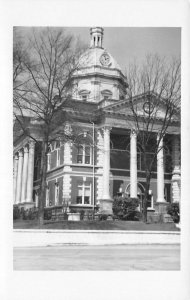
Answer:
[{"xmin": 78, "ymin": 47, "xmax": 122, "ymax": 71}]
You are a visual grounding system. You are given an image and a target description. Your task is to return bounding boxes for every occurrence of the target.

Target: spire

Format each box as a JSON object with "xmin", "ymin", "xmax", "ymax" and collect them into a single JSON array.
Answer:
[{"xmin": 90, "ymin": 27, "xmax": 104, "ymax": 48}]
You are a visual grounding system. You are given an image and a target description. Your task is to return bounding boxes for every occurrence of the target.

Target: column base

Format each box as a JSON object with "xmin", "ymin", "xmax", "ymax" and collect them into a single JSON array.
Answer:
[
  {"xmin": 155, "ymin": 201, "xmax": 168, "ymax": 214},
  {"xmin": 154, "ymin": 202, "xmax": 174, "ymax": 223},
  {"xmin": 99, "ymin": 198, "xmax": 113, "ymax": 215},
  {"xmin": 17, "ymin": 202, "xmax": 35, "ymax": 210}
]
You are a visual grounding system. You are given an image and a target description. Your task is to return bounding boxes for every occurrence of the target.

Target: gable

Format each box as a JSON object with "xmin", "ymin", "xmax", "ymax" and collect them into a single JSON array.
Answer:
[{"xmin": 102, "ymin": 92, "xmax": 180, "ymax": 121}]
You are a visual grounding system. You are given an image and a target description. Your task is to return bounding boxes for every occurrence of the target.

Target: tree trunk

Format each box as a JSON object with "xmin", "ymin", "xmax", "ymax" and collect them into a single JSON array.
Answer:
[
  {"xmin": 38, "ymin": 140, "xmax": 48, "ymax": 226},
  {"xmin": 142, "ymin": 172, "xmax": 151, "ymax": 223}
]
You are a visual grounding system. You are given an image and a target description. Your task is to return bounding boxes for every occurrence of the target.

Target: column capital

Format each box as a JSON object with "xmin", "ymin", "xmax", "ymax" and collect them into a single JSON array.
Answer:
[
  {"xmin": 18, "ymin": 149, "xmax": 24, "ymax": 157},
  {"xmin": 130, "ymin": 128, "xmax": 137, "ymax": 137},
  {"xmin": 23, "ymin": 145, "xmax": 29, "ymax": 153},
  {"xmin": 103, "ymin": 125, "xmax": 112, "ymax": 132},
  {"xmin": 28, "ymin": 140, "xmax": 35, "ymax": 149},
  {"xmin": 14, "ymin": 153, "xmax": 19, "ymax": 160}
]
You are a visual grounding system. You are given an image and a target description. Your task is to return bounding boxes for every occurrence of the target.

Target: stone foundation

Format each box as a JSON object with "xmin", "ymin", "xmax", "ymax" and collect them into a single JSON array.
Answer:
[
  {"xmin": 99, "ymin": 198, "xmax": 113, "ymax": 215},
  {"xmin": 148, "ymin": 202, "xmax": 174, "ymax": 223}
]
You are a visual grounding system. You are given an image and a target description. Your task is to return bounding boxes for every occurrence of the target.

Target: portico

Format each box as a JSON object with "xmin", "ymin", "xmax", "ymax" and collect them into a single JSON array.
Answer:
[
  {"xmin": 13, "ymin": 140, "xmax": 35, "ymax": 209},
  {"xmin": 100, "ymin": 123, "xmax": 180, "ymax": 215}
]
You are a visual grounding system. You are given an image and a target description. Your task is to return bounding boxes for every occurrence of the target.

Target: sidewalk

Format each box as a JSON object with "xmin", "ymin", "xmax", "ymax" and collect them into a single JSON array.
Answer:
[{"xmin": 13, "ymin": 229, "xmax": 180, "ymax": 247}]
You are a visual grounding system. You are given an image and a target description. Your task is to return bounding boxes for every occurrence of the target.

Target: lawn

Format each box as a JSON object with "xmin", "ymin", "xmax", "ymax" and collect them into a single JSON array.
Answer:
[{"xmin": 13, "ymin": 219, "xmax": 180, "ymax": 231}]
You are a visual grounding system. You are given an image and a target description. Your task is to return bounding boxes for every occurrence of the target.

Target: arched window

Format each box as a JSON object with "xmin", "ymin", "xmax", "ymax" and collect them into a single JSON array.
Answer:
[
  {"xmin": 78, "ymin": 89, "xmax": 91, "ymax": 101},
  {"xmin": 77, "ymin": 144, "xmax": 91, "ymax": 164},
  {"xmin": 75, "ymin": 134, "xmax": 92, "ymax": 165},
  {"xmin": 55, "ymin": 182, "xmax": 59, "ymax": 206},
  {"xmin": 47, "ymin": 140, "xmax": 61, "ymax": 169},
  {"xmin": 46, "ymin": 186, "xmax": 50, "ymax": 207},
  {"xmin": 101, "ymin": 89, "xmax": 112, "ymax": 100}
]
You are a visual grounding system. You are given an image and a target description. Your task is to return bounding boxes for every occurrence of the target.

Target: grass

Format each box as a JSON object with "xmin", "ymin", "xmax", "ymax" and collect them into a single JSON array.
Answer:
[{"xmin": 13, "ymin": 219, "xmax": 180, "ymax": 231}]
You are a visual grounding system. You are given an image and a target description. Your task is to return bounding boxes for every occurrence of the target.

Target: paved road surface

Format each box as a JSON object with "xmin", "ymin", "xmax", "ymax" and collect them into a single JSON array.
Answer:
[{"xmin": 14, "ymin": 244, "xmax": 180, "ymax": 270}]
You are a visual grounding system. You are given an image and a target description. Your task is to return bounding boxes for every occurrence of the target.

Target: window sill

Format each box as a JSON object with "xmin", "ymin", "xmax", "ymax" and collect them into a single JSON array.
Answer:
[
  {"xmin": 70, "ymin": 204, "xmax": 93, "ymax": 207},
  {"xmin": 73, "ymin": 163, "xmax": 93, "ymax": 167}
]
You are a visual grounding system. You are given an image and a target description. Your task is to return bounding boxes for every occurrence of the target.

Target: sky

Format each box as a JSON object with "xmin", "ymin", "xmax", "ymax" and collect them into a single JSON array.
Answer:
[
  {"xmin": 67, "ymin": 27, "xmax": 181, "ymax": 72},
  {"xmin": 18, "ymin": 26, "xmax": 181, "ymax": 74}
]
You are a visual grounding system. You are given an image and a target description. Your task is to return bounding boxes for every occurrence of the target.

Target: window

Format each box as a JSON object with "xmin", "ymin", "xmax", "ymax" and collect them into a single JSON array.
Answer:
[
  {"xmin": 146, "ymin": 194, "xmax": 154, "ymax": 209},
  {"xmin": 79, "ymin": 90, "xmax": 90, "ymax": 101},
  {"xmin": 77, "ymin": 144, "xmax": 91, "ymax": 164},
  {"xmin": 164, "ymin": 146, "xmax": 172, "ymax": 173},
  {"xmin": 82, "ymin": 95, "xmax": 87, "ymax": 101},
  {"xmin": 55, "ymin": 140, "xmax": 60, "ymax": 149},
  {"xmin": 54, "ymin": 140, "xmax": 61, "ymax": 167},
  {"xmin": 34, "ymin": 190, "xmax": 39, "ymax": 208},
  {"xmin": 101, "ymin": 89, "xmax": 112, "ymax": 101},
  {"xmin": 46, "ymin": 186, "xmax": 50, "ymax": 207},
  {"xmin": 34, "ymin": 156, "xmax": 41, "ymax": 180},
  {"xmin": 47, "ymin": 153, "xmax": 51, "ymax": 170},
  {"xmin": 137, "ymin": 150, "xmax": 156, "ymax": 172},
  {"xmin": 76, "ymin": 182, "xmax": 91, "ymax": 205},
  {"xmin": 48, "ymin": 140, "xmax": 61, "ymax": 168},
  {"xmin": 164, "ymin": 183, "xmax": 171, "ymax": 202},
  {"xmin": 55, "ymin": 183, "xmax": 59, "ymax": 206},
  {"xmin": 56, "ymin": 148, "xmax": 60, "ymax": 166}
]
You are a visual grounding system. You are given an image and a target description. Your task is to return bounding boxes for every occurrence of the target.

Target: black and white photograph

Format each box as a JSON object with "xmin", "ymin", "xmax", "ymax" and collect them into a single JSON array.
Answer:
[
  {"xmin": 1, "ymin": 0, "xmax": 190, "ymax": 300},
  {"xmin": 13, "ymin": 26, "xmax": 181, "ymax": 271}
]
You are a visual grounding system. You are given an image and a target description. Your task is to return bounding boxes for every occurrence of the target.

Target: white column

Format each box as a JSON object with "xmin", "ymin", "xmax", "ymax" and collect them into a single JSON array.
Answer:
[
  {"xmin": 157, "ymin": 135, "xmax": 166, "ymax": 202},
  {"xmin": 16, "ymin": 149, "xmax": 24, "ymax": 204},
  {"xmin": 26, "ymin": 141, "xmax": 35, "ymax": 202},
  {"xmin": 21, "ymin": 145, "xmax": 29, "ymax": 202},
  {"xmin": 102, "ymin": 126, "xmax": 111, "ymax": 199},
  {"xmin": 130, "ymin": 129, "xmax": 137, "ymax": 197},
  {"xmin": 13, "ymin": 153, "xmax": 19, "ymax": 204},
  {"xmin": 172, "ymin": 135, "xmax": 181, "ymax": 203}
]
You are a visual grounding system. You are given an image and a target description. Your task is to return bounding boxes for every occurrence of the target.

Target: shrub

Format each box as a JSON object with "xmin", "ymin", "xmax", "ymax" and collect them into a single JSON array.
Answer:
[
  {"xmin": 13, "ymin": 206, "xmax": 20, "ymax": 220},
  {"xmin": 80, "ymin": 210, "xmax": 85, "ymax": 220},
  {"xmin": 167, "ymin": 202, "xmax": 180, "ymax": 223},
  {"xmin": 113, "ymin": 195, "xmax": 142, "ymax": 221},
  {"xmin": 99, "ymin": 214, "xmax": 108, "ymax": 221},
  {"xmin": 44, "ymin": 208, "xmax": 52, "ymax": 220},
  {"xmin": 13, "ymin": 206, "xmax": 38, "ymax": 220}
]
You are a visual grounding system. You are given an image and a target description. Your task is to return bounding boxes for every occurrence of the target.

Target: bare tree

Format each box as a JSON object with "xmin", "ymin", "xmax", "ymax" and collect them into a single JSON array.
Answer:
[
  {"xmin": 13, "ymin": 27, "xmax": 86, "ymax": 225},
  {"xmin": 125, "ymin": 54, "xmax": 181, "ymax": 222}
]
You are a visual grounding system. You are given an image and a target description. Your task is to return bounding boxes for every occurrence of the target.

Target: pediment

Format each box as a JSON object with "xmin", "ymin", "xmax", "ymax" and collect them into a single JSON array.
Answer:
[{"xmin": 102, "ymin": 92, "xmax": 180, "ymax": 121}]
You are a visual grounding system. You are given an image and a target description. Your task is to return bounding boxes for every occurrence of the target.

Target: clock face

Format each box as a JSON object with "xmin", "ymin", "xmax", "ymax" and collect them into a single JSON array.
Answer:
[
  {"xmin": 100, "ymin": 53, "xmax": 110, "ymax": 66},
  {"xmin": 143, "ymin": 101, "xmax": 154, "ymax": 114}
]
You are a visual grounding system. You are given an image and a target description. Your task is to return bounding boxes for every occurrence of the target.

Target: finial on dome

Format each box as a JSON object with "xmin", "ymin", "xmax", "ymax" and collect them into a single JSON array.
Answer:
[{"xmin": 90, "ymin": 27, "xmax": 104, "ymax": 48}]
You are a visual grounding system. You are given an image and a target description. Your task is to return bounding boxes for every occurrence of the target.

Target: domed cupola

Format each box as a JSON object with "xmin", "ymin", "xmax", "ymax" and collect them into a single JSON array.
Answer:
[{"xmin": 71, "ymin": 27, "xmax": 128, "ymax": 104}]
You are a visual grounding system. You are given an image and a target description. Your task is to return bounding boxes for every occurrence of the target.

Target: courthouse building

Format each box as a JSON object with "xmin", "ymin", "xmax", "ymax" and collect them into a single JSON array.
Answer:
[{"xmin": 13, "ymin": 27, "xmax": 181, "ymax": 215}]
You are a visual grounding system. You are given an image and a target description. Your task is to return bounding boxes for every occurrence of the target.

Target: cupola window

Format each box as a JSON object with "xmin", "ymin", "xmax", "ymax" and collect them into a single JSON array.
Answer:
[
  {"xmin": 101, "ymin": 89, "xmax": 112, "ymax": 100},
  {"xmin": 79, "ymin": 89, "xmax": 91, "ymax": 101}
]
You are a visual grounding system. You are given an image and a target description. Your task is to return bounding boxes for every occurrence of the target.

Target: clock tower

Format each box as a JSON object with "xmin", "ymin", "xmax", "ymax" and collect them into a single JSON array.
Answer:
[{"xmin": 71, "ymin": 27, "xmax": 128, "ymax": 103}]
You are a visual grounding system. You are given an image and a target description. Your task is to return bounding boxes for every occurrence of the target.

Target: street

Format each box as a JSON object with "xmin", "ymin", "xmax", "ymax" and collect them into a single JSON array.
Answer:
[{"xmin": 14, "ymin": 244, "xmax": 180, "ymax": 270}]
